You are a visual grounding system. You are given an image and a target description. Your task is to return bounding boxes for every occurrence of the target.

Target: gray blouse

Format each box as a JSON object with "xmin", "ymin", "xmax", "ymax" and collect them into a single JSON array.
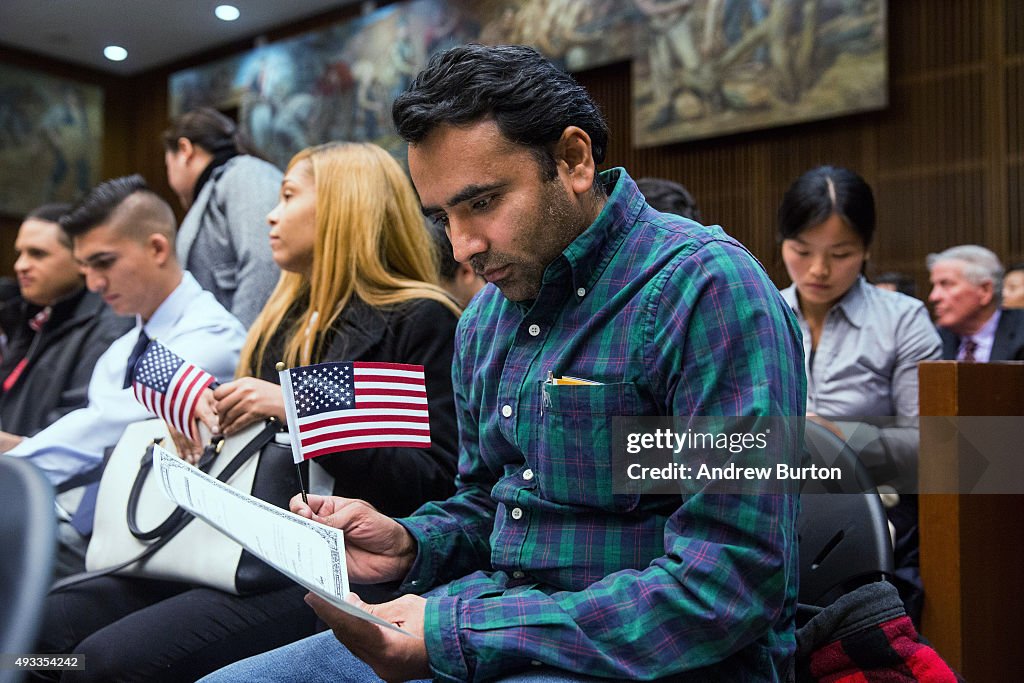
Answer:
[{"xmin": 781, "ymin": 277, "xmax": 941, "ymax": 489}]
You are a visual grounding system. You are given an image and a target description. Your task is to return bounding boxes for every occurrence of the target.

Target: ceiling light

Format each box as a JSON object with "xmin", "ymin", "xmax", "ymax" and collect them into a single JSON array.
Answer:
[
  {"xmin": 215, "ymin": 5, "xmax": 240, "ymax": 21},
  {"xmin": 103, "ymin": 45, "xmax": 128, "ymax": 61}
]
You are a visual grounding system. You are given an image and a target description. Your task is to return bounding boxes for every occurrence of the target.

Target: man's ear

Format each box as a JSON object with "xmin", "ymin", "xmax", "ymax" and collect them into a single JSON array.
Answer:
[
  {"xmin": 555, "ymin": 126, "xmax": 596, "ymax": 197},
  {"xmin": 148, "ymin": 233, "xmax": 172, "ymax": 266},
  {"xmin": 979, "ymin": 279, "xmax": 995, "ymax": 307}
]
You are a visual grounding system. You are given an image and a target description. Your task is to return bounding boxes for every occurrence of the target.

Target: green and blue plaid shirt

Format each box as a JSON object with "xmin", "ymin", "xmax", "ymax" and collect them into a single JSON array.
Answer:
[{"xmin": 399, "ymin": 169, "xmax": 806, "ymax": 681}]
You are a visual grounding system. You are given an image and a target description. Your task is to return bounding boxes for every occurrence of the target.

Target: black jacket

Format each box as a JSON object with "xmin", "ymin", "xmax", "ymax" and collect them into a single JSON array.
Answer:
[
  {"xmin": 0, "ymin": 288, "xmax": 132, "ymax": 437},
  {"xmin": 938, "ymin": 307, "xmax": 1024, "ymax": 360},
  {"xmin": 259, "ymin": 296, "xmax": 460, "ymax": 518}
]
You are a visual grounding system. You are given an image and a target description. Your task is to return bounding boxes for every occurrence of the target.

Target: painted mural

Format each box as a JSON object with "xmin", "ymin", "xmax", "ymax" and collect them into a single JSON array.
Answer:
[
  {"xmin": 169, "ymin": 0, "xmax": 887, "ymax": 160},
  {"xmin": 633, "ymin": 0, "xmax": 887, "ymax": 146},
  {"xmin": 0, "ymin": 64, "xmax": 103, "ymax": 216}
]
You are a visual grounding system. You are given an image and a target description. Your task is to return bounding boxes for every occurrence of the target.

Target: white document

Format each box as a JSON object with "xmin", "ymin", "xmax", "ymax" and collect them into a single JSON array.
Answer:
[{"xmin": 151, "ymin": 444, "xmax": 408, "ymax": 634}]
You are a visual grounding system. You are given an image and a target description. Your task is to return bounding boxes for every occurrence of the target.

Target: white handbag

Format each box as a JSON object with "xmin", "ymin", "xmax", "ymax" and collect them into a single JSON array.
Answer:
[{"xmin": 78, "ymin": 418, "xmax": 294, "ymax": 595}]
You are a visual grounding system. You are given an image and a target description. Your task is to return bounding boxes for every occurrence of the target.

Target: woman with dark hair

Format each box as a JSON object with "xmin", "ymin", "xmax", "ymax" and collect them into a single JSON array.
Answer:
[
  {"xmin": 778, "ymin": 164, "xmax": 940, "ymax": 627},
  {"xmin": 163, "ymin": 107, "xmax": 282, "ymax": 326}
]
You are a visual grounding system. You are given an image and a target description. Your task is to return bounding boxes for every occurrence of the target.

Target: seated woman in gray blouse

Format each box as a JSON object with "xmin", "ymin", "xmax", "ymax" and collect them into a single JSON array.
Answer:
[{"xmin": 777, "ymin": 165, "xmax": 940, "ymax": 627}]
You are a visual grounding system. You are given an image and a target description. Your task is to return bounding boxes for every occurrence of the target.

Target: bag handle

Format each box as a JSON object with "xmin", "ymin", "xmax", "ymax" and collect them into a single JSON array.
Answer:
[
  {"xmin": 51, "ymin": 420, "xmax": 281, "ymax": 593},
  {"xmin": 126, "ymin": 439, "xmax": 218, "ymax": 540},
  {"xmin": 127, "ymin": 420, "xmax": 278, "ymax": 539}
]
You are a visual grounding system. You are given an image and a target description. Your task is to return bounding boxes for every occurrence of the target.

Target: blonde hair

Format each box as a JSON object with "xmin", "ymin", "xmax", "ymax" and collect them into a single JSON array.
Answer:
[{"xmin": 239, "ymin": 142, "xmax": 460, "ymax": 374}]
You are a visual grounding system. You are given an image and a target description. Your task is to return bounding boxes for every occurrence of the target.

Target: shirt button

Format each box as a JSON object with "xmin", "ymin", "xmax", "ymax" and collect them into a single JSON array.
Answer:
[
  {"xmin": 577, "ymin": 287, "xmax": 586, "ymax": 297},
  {"xmin": 511, "ymin": 507, "xmax": 523, "ymax": 520},
  {"xmin": 512, "ymin": 570, "xmax": 525, "ymax": 579},
  {"xmin": 528, "ymin": 323, "xmax": 540, "ymax": 336},
  {"xmin": 501, "ymin": 404, "xmax": 513, "ymax": 418},
  {"xmin": 522, "ymin": 468, "xmax": 534, "ymax": 481}
]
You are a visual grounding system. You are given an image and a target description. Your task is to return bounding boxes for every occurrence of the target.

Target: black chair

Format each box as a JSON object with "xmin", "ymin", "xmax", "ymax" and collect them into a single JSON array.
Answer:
[
  {"xmin": 0, "ymin": 458, "xmax": 56, "ymax": 683},
  {"xmin": 797, "ymin": 420, "xmax": 894, "ymax": 618}
]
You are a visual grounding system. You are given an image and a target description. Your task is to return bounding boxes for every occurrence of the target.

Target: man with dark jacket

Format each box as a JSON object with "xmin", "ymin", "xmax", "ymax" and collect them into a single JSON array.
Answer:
[{"xmin": 0, "ymin": 204, "xmax": 130, "ymax": 440}]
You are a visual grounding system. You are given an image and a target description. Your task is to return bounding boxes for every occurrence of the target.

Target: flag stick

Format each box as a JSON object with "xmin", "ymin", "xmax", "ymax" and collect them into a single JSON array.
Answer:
[
  {"xmin": 277, "ymin": 361, "xmax": 308, "ymax": 504},
  {"xmin": 295, "ymin": 463, "xmax": 308, "ymax": 505}
]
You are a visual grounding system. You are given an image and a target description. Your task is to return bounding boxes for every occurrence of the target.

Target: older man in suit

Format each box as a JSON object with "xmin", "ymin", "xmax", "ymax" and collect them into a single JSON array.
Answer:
[{"xmin": 927, "ymin": 245, "xmax": 1024, "ymax": 361}]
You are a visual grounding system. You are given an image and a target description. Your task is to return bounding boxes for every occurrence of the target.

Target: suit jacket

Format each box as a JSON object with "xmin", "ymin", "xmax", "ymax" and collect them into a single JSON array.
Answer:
[
  {"xmin": 176, "ymin": 154, "xmax": 283, "ymax": 327},
  {"xmin": 938, "ymin": 307, "xmax": 1024, "ymax": 360}
]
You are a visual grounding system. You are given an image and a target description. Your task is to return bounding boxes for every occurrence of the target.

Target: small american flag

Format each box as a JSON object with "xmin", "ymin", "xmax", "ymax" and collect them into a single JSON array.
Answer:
[
  {"xmin": 132, "ymin": 340, "xmax": 216, "ymax": 441},
  {"xmin": 279, "ymin": 361, "xmax": 430, "ymax": 463}
]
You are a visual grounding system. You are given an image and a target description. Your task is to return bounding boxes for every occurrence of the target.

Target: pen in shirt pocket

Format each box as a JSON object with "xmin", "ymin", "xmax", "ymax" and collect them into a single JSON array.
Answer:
[
  {"xmin": 545, "ymin": 371, "xmax": 603, "ymax": 386},
  {"xmin": 542, "ymin": 371, "xmax": 605, "ymax": 414}
]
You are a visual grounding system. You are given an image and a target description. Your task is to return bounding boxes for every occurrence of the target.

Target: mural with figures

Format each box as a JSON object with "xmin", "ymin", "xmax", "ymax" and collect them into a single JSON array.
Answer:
[
  {"xmin": 0, "ymin": 64, "xmax": 103, "ymax": 216},
  {"xmin": 169, "ymin": 0, "xmax": 886, "ymax": 162},
  {"xmin": 632, "ymin": 0, "xmax": 887, "ymax": 147}
]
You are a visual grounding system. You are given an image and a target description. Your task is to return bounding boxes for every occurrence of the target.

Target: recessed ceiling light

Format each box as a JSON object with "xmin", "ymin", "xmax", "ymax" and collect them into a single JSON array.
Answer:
[
  {"xmin": 103, "ymin": 45, "xmax": 128, "ymax": 61},
  {"xmin": 215, "ymin": 5, "xmax": 240, "ymax": 21}
]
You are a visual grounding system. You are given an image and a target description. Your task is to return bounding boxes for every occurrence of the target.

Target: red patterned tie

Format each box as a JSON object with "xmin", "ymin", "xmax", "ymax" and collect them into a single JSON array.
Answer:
[{"xmin": 962, "ymin": 338, "xmax": 978, "ymax": 362}]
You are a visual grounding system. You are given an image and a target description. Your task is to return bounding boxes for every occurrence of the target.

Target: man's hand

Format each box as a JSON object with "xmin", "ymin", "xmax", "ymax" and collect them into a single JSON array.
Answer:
[
  {"xmin": 290, "ymin": 494, "xmax": 418, "ymax": 584},
  {"xmin": 167, "ymin": 389, "xmax": 217, "ymax": 463},
  {"xmin": 213, "ymin": 377, "xmax": 285, "ymax": 436},
  {"xmin": 305, "ymin": 592, "xmax": 431, "ymax": 683},
  {"xmin": 0, "ymin": 430, "xmax": 24, "ymax": 453}
]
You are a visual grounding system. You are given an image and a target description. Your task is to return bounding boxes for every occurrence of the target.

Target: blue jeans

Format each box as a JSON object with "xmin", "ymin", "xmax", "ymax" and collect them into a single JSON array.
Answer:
[{"xmin": 198, "ymin": 629, "xmax": 607, "ymax": 682}]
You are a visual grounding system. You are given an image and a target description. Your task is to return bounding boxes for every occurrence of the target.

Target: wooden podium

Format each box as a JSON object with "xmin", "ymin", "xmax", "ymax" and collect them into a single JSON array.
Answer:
[{"xmin": 918, "ymin": 361, "xmax": 1024, "ymax": 680}]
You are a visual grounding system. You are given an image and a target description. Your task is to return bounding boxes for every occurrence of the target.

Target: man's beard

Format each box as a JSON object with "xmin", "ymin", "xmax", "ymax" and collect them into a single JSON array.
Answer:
[{"xmin": 471, "ymin": 180, "xmax": 590, "ymax": 302}]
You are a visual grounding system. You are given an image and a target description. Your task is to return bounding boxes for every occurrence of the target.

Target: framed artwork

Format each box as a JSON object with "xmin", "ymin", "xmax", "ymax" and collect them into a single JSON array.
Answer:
[
  {"xmin": 468, "ymin": 0, "xmax": 639, "ymax": 71},
  {"xmin": 170, "ymin": 0, "xmax": 478, "ymax": 168},
  {"xmin": 633, "ymin": 0, "xmax": 888, "ymax": 147},
  {"xmin": 169, "ymin": 0, "xmax": 888, "ymax": 160},
  {"xmin": 0, "ymin": 64, "xmax": 103, "ymax": 217}
]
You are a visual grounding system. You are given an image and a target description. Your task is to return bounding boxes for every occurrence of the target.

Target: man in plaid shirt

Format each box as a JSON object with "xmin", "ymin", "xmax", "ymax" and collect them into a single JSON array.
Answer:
[{"xmin": 202, "ymin": 44, "xmax": 805, "ymax": 683}]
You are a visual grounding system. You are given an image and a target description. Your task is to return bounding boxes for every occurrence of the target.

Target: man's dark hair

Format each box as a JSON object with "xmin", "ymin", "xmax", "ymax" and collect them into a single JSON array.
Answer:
[
  {"xmin": 60, "ymin": 174, "xmax": 157, "ymax": 238},
  {"xmin": 873, "ymin": 271, "xmax": 917, "ymax": 298},
  {"xmin": 26, "ymin": 202, "xmax": 73, "ymax": 247},
  {"xmin": 636, "ymin": 178, "xmax": 702, "ymax": 222},
  {"xmin": 393, "ymin": 44, "xmax": 609, "ymax": 180},
  {"xmin": 26, "ymin": 202, "xmax": 72, "ymax": 224}
]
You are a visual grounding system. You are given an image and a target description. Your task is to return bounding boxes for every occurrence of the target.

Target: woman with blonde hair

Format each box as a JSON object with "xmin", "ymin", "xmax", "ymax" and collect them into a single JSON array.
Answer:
[{"xmin": 36, "ymin": 142, "xmax": 461, "ymax": 682}]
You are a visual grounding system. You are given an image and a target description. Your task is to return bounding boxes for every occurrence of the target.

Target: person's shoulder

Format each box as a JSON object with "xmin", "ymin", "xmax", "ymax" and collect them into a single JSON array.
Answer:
[
  {"xmin": 635, "ymin": 209, "xmax": 756, "ymax": 268},
  {"xmin": 390, "ymin": 296, "xmax": 459, "ymax": 329},
  {"xmin": 862, "ymin": 280, "xmax": 928, "ymax": 315},
  {"xmin": 999, "ymin": 307, "xmax": 1024, "ymax": 333},
  {"xmin": 181, "ymin": 277, "xmax": 247, "ymax": 333},
  {"xmin": 219, "ymin": 154, "xmax": 283, "ymax": 183}
]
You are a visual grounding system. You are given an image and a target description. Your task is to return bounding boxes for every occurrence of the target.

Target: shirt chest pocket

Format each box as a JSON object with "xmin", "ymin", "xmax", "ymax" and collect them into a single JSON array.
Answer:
[{"xmin": 534, "ymin": 381, "xmax": 641, "ymax": 511}]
